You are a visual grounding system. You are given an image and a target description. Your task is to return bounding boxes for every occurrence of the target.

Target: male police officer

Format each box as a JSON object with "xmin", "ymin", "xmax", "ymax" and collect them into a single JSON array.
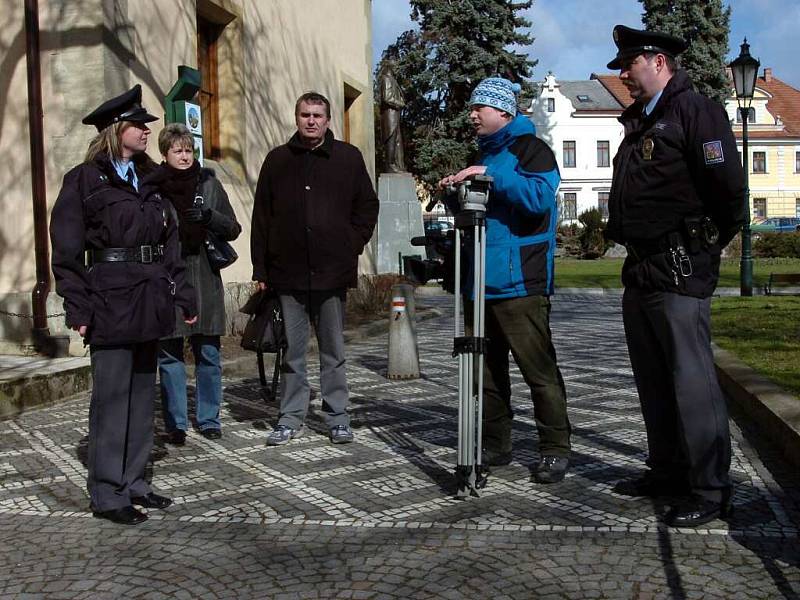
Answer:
[{"xmin": 605, "ymin": 25, "xmax": 746, "ymax": 527}]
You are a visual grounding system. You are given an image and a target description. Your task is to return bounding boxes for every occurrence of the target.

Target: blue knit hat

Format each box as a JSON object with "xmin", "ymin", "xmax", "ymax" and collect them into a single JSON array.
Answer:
[{"xmin": 469, "ymin": 77, "xmax": 522, "ymax": 116}]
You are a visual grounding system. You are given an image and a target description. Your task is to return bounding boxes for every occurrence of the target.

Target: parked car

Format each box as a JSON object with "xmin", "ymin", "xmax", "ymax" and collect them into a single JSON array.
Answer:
[
  {"xmin": 750, "ymin": 217, "xmax": 800, "ymax": 234},
  {"xmin": 424, "ymin": 220, "xmax": 454, "ymax": 236}
]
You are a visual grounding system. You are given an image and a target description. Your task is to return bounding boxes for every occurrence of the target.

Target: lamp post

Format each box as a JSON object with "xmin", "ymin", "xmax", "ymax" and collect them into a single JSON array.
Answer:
[{"xmin": 729, "ymin": 38, "xmax": 760, "ymax": 297}]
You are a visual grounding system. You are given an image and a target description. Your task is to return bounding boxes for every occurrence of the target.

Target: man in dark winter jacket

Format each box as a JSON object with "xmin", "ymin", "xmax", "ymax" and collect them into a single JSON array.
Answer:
[
  {"xmin": 439, "ymin": 77, "xmax": 571, "ymax": 484},
  {"xmin": 251, "ymin": 92, "xmax": 379, "ymax": 446},
  {"xmin": 605, "ymin": 25, "xmax": 746, "ymax": 527}
]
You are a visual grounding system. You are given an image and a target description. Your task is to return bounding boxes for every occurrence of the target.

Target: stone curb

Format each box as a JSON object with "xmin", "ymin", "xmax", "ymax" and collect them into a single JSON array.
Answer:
[
  {"xmin": 713, "ymin": 344, "xmax": 800, "ymax": 469},
  {"xmin": 0, "ymin": 358, "xmax": 91, "ymax": 419}
]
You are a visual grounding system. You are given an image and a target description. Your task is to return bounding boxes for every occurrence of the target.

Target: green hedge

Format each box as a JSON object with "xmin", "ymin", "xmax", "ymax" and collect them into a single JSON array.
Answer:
[{"xmin": 753, "ymin": 232, "xmax": 800, "ymax": 258}]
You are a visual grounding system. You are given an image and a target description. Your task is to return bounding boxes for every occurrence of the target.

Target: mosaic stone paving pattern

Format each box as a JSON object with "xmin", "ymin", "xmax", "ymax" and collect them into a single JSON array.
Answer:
[{"xmin": 0, "ymin": 294, "xmax": 798, "ymax": 599}]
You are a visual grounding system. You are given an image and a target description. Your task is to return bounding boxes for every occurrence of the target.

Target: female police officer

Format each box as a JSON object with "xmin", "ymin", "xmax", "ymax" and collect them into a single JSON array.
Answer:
[{"xmin": 50, "ymin": 85, "xmax": 197, "ymax": 525}]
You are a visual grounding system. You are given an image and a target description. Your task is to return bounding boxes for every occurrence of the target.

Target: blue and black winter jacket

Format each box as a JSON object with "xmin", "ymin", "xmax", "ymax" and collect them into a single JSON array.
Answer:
[{"xmin": 470, "ymin": 114, "xmax": 561, "ymax": 299}]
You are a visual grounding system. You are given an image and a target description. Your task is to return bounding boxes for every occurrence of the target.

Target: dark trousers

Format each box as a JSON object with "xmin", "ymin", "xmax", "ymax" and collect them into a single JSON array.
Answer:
[
  {"xmin": 470, "ymin": 295, "xmax": 570, "ymax": 457},
  {"xmin": 622, "ymin": 287, "xmax": 732, "ymax": 502},
  {"xmin": 87, "ymin": 341, "xmax": 157, "ymax": 511}
]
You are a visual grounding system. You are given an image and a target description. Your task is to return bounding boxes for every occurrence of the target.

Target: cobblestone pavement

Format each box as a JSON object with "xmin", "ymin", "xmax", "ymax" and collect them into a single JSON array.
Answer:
[{"xmin": 1, "ymin": 294, "xmax": 798, "ymax": 599}]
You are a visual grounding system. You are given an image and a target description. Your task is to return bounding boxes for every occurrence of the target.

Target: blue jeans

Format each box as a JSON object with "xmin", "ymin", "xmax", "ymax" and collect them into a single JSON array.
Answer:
[{"xmin": 158, "ymin": 335, "xmax": 222, "ymax": 432}]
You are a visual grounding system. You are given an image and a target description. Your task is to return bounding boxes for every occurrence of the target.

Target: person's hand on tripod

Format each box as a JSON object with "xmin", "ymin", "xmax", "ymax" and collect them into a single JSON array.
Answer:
[{"xmin": 438, "ymin": 165, "xmax": 487, "ymax": 189}]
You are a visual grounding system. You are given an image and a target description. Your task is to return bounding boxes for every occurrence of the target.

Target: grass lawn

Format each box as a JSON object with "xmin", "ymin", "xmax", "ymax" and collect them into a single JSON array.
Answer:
[
  {"xmin": 711, "ymin": 296, "xmax": 800, "ymax": 397},
  {"xmin": 554, "ymin": 256, "xmax": 800, "ymax": 397},
  {"xmin": 555, "ymin": 257, "xmax": 800, "ymax": 289}
]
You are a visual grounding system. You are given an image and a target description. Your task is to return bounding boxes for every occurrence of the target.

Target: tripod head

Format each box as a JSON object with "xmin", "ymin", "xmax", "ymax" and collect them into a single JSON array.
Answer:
[{"xmin": 447, "ymin": 175, "xmax": 493, "ymax": 213}]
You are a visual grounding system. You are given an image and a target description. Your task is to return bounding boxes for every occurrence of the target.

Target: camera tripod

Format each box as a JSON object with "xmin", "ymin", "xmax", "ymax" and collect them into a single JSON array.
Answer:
[{"xmin": 449, "ymin": 175, "xmax": 492, "ymax": 498}]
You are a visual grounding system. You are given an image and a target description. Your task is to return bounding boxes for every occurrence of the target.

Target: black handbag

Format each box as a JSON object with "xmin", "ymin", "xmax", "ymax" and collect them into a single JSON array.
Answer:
[
  {"xmin": 193, "ymin": 183, "xmax": 238, "ymax": 270},
  {"xmin": 205, "ymin": 231, "xmax": 238, "ymax": 270},
  {"xmin": 240, "ymin": 290, "xmax": 287, "ymax": 400}
]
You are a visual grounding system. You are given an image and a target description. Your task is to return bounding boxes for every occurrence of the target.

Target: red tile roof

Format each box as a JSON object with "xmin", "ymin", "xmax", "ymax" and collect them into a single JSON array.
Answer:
[
  {"xmin": 592, "ymin": 71, "xmax": 800, "ymax": 139},
  {"xmin": 591, "ymin": 73, "xmax": 635, "ymax": 108},
  {"xmin": 758, "ymin": 74, "xmax": 800, "ymax": 137}
]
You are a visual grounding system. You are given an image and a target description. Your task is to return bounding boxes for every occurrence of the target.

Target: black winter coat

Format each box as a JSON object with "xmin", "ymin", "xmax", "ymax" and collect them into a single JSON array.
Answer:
[
  {"xmin": 160, "ymin": 167, "xmax": 241, "ymax": 338},
  {"xmin": 607, "ymin": 70, "xmax": 747, "ymax": 297},
  {"xmin": 50, "ymin": 153, "xmax": 196, "ymax": 345},
  {"xmin": 250, "ymin": 130, "xmax": 379, "ymax": 291}
]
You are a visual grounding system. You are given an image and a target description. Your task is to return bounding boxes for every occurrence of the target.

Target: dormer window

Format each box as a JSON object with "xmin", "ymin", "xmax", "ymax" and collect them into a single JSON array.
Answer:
[
  {"xmin": 576, "ymin": 95, "xmax": 591, "ymax": 102},
  {"xmin": 736, "ymin": 107, "xmax": 756, "ymax": 123}
]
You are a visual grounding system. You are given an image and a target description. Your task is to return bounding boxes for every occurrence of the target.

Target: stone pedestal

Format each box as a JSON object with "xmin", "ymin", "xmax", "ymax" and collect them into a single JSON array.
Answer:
[{"xmin": 376, "ymin": 173, "xmax": 424, "ymax": 274}]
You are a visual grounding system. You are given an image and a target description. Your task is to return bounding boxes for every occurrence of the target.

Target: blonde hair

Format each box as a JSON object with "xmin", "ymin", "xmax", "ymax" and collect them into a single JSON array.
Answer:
[
  {"xmin": 84, "ymin": 121, "xmax": 128, "ymax": 162},
  {"xmin": 158, "ymin": 123, "xmax": 194, "ymax": 156}
]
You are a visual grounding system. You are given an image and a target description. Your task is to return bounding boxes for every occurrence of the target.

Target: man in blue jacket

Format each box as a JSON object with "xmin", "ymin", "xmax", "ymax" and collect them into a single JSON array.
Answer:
[{"xmin": 439, "ymin": 77, "xmax": 570, "ymax": 483}]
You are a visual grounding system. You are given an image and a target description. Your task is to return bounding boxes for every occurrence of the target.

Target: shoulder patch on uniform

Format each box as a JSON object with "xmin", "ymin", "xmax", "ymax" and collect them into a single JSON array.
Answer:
[
  {"xmin": 703, "ymin": 140, "xmax": 724, "ymax": 165},
  {"xmin": 509, "ymin": 135, "xmax": 557, "ymax": 173}
]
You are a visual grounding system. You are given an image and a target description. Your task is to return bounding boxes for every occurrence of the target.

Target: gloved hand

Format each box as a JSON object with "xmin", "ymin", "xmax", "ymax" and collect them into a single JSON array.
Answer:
[{"xmin": 183, "ymin": 207, "xmax": 212, "ymax": 224}]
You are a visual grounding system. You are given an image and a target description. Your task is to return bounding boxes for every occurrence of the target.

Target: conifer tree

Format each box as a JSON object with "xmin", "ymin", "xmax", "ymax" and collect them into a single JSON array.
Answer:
[
  {"xmin": 377, "ymin": 0, "xmax": 535, "ymax": 189},
  {"xmin": 640, "ymin": 0, "xmax": 732, "ymax": 104}
]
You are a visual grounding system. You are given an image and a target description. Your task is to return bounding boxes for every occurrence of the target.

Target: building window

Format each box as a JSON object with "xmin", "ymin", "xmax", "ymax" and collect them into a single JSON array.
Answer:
[
  {"xmin": 752, "ymin": 151, "xmax": 766, "ymax": 173},
  {"xmin": 562, "ymin": 193, "xmax": 577, "ymax": 220},
  {"xmin": 343, "ymin": 83, "xmax": 360, "ymax": 144},
  {"xmin": 597, "ymin": 141, "xmax": 610, "ymax": 168},
  {"xmin": 598, "ymin": 192, "xmax": 609, "ymax": 219},
  {"xmin": 547, "ymin": 97, "xmax": 555, "ymax": 113},
  {"xmin": 753, "ymin": 198, "xmax": 767, "ymax": 219},
  {"xmin": 563, "ymin": 141, "xmax": 576, "ymax": 168},
  {"xmin": 796, "ymin": 198, "xmax": 800, "ymax": 218},
  {"xmin": 736, "ymin": 107, "xmax": 756, "ymax": 123},
  {"xmin": 197, "ymin": 14, "xmax": 223, "ymax": 159},
  {"xmin": 795, "ymin": 151, "xmax": 800, "ymax": 173}
]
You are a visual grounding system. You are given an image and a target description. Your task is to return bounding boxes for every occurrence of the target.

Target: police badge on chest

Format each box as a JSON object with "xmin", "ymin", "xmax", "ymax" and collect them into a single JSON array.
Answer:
[{"xmin": 642, "ymin": 137, "xmax": 654, "ymax": 160}]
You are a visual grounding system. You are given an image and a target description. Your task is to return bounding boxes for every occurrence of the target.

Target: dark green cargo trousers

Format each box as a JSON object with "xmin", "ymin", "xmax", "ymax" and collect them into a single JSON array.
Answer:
[{"xmin": 467, "ymin": 295, "xmax": 570, "ymax": 457}]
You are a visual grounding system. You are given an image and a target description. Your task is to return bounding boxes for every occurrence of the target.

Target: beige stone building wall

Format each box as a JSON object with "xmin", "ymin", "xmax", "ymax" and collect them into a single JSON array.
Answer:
[{"xmin": 0, "ymin": 0, "xmax": 375, "ymax": 352}]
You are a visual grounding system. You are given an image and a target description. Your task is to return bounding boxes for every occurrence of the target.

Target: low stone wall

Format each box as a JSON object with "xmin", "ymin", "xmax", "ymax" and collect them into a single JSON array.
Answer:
[{"xmin": 0, "ymin": 283, "xmax": 257, "ymax": 356}]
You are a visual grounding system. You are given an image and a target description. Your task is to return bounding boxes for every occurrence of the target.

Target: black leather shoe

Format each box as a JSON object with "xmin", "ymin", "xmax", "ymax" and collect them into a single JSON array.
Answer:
[
  {"xmin": 131, "ymin": 492, "xmax": 173, "ymax": 510},
  {"xmin": 481, "ymin": 449, "xmax": 512, "ymax": 467},
  {"xmin": 664, "ymin": 494, "xmax": 733, "ymax": 527},
  {"xmin": 92, "ymin": 505, "xmax": 148, "ymax": 525},
  {"xmin": 613, "ymin": 472, "xmax": 690, "ymax": 497},
  {"xmin": 166, "ymin": 430, "xmax": 186, "ymax": 446},
  {"xmin": 533, "ymin": 455, "xmax": 569, "ymax": 484},
  {"xmin": 201, "ymin": 428, "xmax": 222, "ymax": 440}
]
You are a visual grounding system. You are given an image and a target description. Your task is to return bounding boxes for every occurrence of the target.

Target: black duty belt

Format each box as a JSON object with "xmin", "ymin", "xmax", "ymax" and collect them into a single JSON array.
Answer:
[{"xmin": 89, "ymin": 245, "xmax": 164, "ymax": 264}]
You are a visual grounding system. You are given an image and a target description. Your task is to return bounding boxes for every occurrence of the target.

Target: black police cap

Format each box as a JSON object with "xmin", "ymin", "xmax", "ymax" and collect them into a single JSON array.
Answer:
[
  {"xmin": 81, "ymin": 84, "xmax": 159, "ymax": 131},
  {"xmin": 607, "ymin": 25, "xmax": 687, "ymax": 70}
]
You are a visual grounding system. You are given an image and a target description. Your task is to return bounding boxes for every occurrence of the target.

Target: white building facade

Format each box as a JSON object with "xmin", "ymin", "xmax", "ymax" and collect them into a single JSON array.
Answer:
[{"xmin": 527, "ymin": 74, "xmax": 625, "ymax": 225}]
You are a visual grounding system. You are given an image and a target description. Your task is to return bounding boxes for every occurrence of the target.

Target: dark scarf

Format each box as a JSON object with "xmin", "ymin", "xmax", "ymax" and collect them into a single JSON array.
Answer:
[{"xmin": 159, "ymin": 161, "xmax": 204, "ymax": 254}]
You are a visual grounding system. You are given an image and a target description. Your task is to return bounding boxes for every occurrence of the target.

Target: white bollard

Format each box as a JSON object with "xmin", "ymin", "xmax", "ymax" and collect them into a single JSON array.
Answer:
[{"xmin": 387, "ymin": 283, "xmax": 420, "ymax": 379}]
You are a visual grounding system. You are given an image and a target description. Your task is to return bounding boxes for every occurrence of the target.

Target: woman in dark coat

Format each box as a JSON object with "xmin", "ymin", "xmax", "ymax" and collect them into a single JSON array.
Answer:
[
  {"xmin": 49, "ymin": 85, "xmax": 197, "ymax": 525},
  {"xmin": 154, "ymin": 124, "xmax": 241, "ymax": 444}
]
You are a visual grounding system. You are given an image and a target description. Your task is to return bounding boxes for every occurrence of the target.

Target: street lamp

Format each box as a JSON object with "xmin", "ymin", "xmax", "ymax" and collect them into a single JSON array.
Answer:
[{"xmin": 729, "ymin": 38, "xmax": 760, "ymax": 297}]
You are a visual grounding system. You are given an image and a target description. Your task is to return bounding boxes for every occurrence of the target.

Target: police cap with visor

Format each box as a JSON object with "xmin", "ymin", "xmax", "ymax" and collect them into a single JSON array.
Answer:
[
  {"xmin": 81, "ymin": 84, "xmax": 159, "ymax": 131},
  {"xmin": 607, "ymin": 25, "xmax": 687, "ymax": 70}
]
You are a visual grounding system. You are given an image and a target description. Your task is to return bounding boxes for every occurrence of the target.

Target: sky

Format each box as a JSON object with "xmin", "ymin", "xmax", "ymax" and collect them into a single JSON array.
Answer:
[{"xmin": 371, "ymin": 0, "xmax": 800, "ymax": 90}]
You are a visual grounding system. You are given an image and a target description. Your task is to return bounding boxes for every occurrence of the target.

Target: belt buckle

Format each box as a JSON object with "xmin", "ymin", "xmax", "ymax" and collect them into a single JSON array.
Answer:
[{"xmin": 140, "ymin": 245, "xmax": 153, "ymax": 264}]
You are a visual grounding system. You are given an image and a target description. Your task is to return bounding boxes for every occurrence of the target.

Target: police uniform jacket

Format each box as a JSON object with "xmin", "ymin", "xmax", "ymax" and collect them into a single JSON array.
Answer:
[
  {"xmin": 50, "ymin": 153, "xmax": 197, "ymax": 345},
  {"xmin": 250, "ymin": 130, "xmax": 379, "ymax": 291},
  {"xmin": 606, "ymin": 69, "xmax": 746, "ymax": 297}
]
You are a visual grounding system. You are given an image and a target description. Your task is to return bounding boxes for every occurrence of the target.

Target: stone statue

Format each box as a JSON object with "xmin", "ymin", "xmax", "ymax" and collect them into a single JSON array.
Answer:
[{"xmin": 378, "ymin": 61, "xmax": 406, "ymax": 173}]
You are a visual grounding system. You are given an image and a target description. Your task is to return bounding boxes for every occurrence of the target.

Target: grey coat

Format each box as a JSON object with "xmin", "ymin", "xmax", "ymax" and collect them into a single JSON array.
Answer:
[{"xmin": 165, "ymin": 168, "xmax": 241, "ymax": 339}]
